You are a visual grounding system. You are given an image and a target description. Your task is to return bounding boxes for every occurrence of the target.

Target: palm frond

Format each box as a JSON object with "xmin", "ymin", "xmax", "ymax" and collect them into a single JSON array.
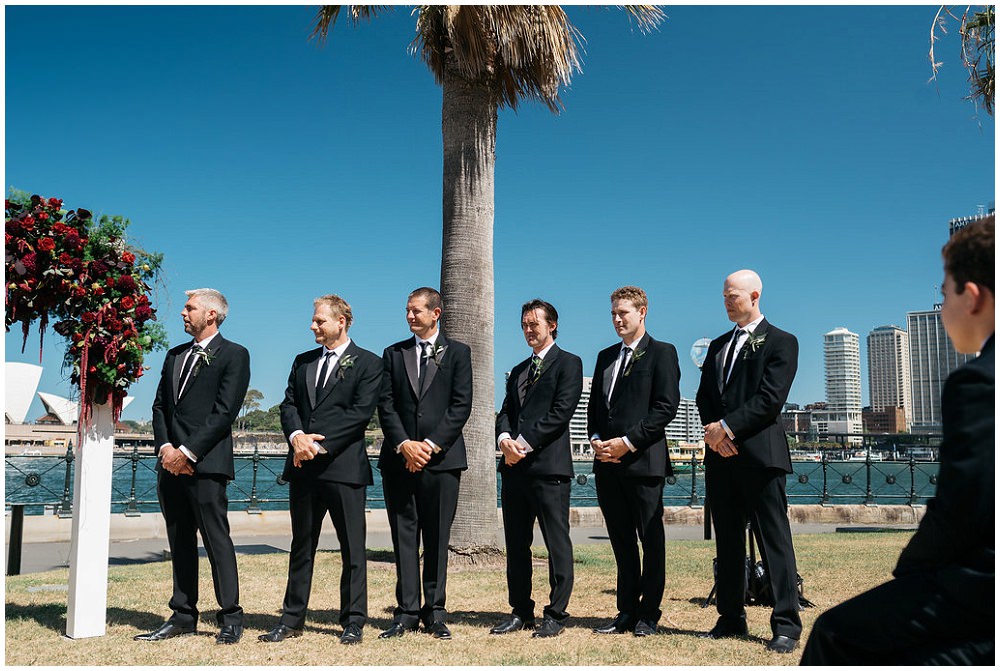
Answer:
[
  {"xmin": 311, "ymin": 5, "xmax": 389, "ymax": 43},
  {"xmin": 619, "ymin": 5, "xmax": 667, "ymax": 33}
]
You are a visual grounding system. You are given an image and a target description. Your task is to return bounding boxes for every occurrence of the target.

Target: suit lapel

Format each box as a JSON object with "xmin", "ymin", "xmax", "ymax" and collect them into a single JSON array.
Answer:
[
  {"xmin": 524, "ymin": 345, "xmax": 560, "ymax": 403},
  {"xmin": 601, "ymin": 353, "xmax": 616, "ymax": 407},
  {"xmin": 421, "ymin": 335, "xmax": 447, "ymax": 398},
  {"xmin": 611, "ymin": 333, "xmax": 650, "ymax": 403},
  {"xmin": 172, "ymin": 348, "xmax": 187, "ymax": 403},
  {"xmin": 726, "ymin": 319, "xmax": 769, "ymax": 389},
  {"xmin": 715, "ymin": 334, "xmax": 729, "ymax": 392},
  {"xmin": 305, "ymin": 349, "xmax": 321, "ymax": 408},
  {"xmin": 316, "ymin": 343, "xmax": 351, "ymax": 407},
  {"xmin": 179, "ymin": 335, "xmax": 225, "ymax": 403},
  {"xmin": 402, "ymin": 339, "xmax": 420, "ymax": 397},
  {"xmin": 516, "ymin": 358, "xmax": 531, "ymax": 405}
]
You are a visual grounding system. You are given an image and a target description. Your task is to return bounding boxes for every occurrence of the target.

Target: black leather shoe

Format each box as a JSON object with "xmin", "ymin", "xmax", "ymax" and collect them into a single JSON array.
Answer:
[
  {"xmin": 490, "ymin": 615, "xmax": 535, "ymax": 635},
  {"xmin": 766, "ymin": 635, "xmax": 798, "ymax": 653},
  {"xmin": 216, "ymin": 624, "xmax": 243, "ymax": 645},
  {"xmin": 428, "ymin": 621, "xmax": 452, "ymax": 640},
  {"xmin": 134, "ymin": 622, "xmax": 196, "ymax": 641},
  {"xmin": 593, "ymin": 613, "xmax": 633, "ymax": 634},
  {"xmin": 633, "ymin": 620, "xmax": 658, "ymax": 637},
  {"xmin": 258, "ymin": 624, "xmax": 303, "ymax": 643},
  {"xmin": 378, "ymin": 622, "xmax": 418, "ymax": 639},
  {"xmin": 698, "ymin": 621, "xmax": 749, "ymax": 639},
  {"xmin": 340, "ymin": 623, "xmax": 363, "ymax": 645},
  {"xmin": 531, "ymin": 617, "xmax": 564, "ymax": 638}
]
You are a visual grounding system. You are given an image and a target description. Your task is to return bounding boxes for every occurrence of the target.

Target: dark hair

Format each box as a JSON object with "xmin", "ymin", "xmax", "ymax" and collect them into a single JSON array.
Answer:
[
  {"xmin": 943, "ymin": 215, "xmax": 994, "ymax": 295},
  {"xmin": 408, "ymin": 287, "xmax": 442, "ymax": 311},
  {"xmin": 521, "ymin": 298, "xmax": 559, "ymax": 339}
]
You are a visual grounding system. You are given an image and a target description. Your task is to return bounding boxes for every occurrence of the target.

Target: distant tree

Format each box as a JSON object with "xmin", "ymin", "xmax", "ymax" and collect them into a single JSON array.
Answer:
[{"xmin": 238, "ymin": 389, "xmax": 264, "ymax": 431}]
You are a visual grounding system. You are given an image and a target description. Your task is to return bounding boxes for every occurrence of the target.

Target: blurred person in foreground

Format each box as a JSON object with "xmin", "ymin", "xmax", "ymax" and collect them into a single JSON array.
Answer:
[{"xmin": 802, "ymin": 216, "xmax": 994, "ymax": 665}]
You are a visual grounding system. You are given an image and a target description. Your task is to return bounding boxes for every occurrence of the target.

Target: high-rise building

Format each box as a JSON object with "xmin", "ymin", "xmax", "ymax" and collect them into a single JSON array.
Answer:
[
  {"xmin": 569, "ymin": 376, "xmax": 593, "ymax": 456},
  {"xmin": 866, "ymin": 325, "xmax": 912, "ymax": 430},
  {"xmin": 906, "ymin": 306, "xmax": 974, "ymax": 432},
  {"xmin": 823, "ymin": 327, "xmax": 863, "ymax": 442},
  {"xmin": 665, "ymin": 397, "xmax": 703, "ymax": 444},
  {"xmin": 948, "ymin": 206, "xmax": 994, "ymax": 237}
]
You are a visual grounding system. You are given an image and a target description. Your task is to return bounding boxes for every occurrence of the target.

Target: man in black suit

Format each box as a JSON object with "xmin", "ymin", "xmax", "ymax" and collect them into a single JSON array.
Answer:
[
  {"xmin": 802, "ymin": 217, "xmax": 994, "ymax": 665},
  {"xmin": 695, "ymin": 269, "xmax": 801, "ymax": 654},
  {"xmin": 139, "ymin": 288, "xmax": 250, "ymax": 645},
  {"xmin": 588, "ymin": 286, "xmax": 680, "ymax": 637},
  {"xmin": 258, "ymin": 294, "xmax": 382, "ymax": 646},
  {"xmin": 377, "ymin": 287, "xmax": 473, "ymax": 641},
  {"xmin": 491, "ymin": 299, "xmax": 583, "ymax": 639}
]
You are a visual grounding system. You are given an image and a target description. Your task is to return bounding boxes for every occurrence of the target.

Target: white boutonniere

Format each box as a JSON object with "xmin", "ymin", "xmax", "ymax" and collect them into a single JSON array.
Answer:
[
  {"xmin": 337, "ymin": 353, "xmax": 356, "ymax": 379},
  {"xmin": 742, "ymin": 333, "xmax": 767, "ymax": 359},
  {"xmin": 624, "ymin": 348, "xmax": 646, "ymax": 376},
  {"xmin": 428, "ymin": 343, "xmax": 446, "ymax": 363},
  {"xmin": 193, "ymin": 349, "xmax": 214, "ymax": 367}
]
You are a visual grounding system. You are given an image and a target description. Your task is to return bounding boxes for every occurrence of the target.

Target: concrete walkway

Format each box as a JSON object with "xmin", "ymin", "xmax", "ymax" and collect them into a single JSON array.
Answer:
[{"xmin": 7, "ymin": 517, "xmax": 917, "ymax": 575}]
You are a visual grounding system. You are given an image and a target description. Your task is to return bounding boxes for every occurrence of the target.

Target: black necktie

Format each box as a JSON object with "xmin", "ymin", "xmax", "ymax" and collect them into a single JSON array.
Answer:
[
  {"xmin": 723, "ymin": 329, "xmax": 745, "ymax": 386},
  {"xmin": 611, "ymin": 346, "xmax": 632, "ymax": 398},
  {"xmin": 418, "ymin": 342, "xmax": 431, "ymax": 391},
  {"xmin": 316, "ymin": 351, "xmax": 335, "ymax": 397},
  {"xmin": 527, "ymin": 355, "xmax": 542, "ymax": 387},
  {"xmin": 178, "ymin": 344, "xmax": 202, "ymax": 397}
]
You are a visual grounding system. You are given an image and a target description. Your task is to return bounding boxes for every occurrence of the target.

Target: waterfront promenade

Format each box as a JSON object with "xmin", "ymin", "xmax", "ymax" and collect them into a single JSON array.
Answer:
[{"xmin": 7, "ymin": 505, "xmax": 921, "ymax": 575}]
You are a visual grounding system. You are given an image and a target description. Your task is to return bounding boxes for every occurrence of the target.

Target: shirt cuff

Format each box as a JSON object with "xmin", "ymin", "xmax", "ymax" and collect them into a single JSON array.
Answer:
[
  {"xmin": 396, "ymin": 441, "xmax": 405, "ymax": 454},
  {"xmin": 590, "ymin": 433, "xmax": 601, "ymax": 442},
  {"xmin": 720, "ymin": 420, "xmax": 735, "ymax": 440},
  {"xmin": 515, "ymin": 434, "xmax": 533, "ymax": 454},
  {"xmin": 426, "ymin": 439, "xmax": 442, "ymax": 454},
  {"xmin": 178, "ymin": 445, "xmax": 198, "ymax": 463},
  {"xmin": 622, "ymin": 436, "xmax": 637, "ymax": 453},
  {"xmin": 288, "ymin": 429, "xmax": 304, "ymax": 445},
  {"xmin": 497, "ymin": 432, "xmax": 512, "ymax": 447}
]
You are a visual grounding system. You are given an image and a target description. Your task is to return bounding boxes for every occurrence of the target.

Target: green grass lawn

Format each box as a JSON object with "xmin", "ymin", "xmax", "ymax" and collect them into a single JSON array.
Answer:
[{"xmin": 5, "ymin": 532, "xmax": 911, "ymax": 666}]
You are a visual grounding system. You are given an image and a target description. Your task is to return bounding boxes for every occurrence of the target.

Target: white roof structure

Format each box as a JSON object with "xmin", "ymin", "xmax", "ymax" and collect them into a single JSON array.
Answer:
[
  {"xmin": 4, "ymin": 362, "xmax": 133, "ymax": 425},
  {"xmin": 5, "ymin": 362, "xmax": 43, "ymax": 424}
]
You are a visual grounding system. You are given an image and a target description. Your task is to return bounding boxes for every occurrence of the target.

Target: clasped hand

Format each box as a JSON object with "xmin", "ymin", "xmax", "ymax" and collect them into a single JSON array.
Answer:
[
  {"xmin": 703, "ymin": 421, "xmax": 738, "ymax": 458},
  {"xmin": 400, "ymin": 440, "xmax": 434, "ymax": 473},
  {"xmin": 499, "ymin": 438, "xmax": 527, "ymax": 466},
  {"xmin": 292, "ymin": 433, "xmax": 326, "ymax": 467},
  {"xmin": 592, "ymin": 437, "xmax": 628, "ymax": 463},
  {"xmin": 160, "ymin": 444, "xmax": 195, "ymax": 476}
]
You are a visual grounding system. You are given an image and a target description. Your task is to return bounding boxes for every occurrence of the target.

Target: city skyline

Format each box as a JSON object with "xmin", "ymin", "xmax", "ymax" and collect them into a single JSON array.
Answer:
[{"xmin": 5, "ymin": 5, "xmax": 995, "ymax": 422}]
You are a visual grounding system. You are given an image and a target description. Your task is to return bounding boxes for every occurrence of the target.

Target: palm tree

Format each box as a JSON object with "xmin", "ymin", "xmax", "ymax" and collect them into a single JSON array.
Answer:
[
  {"xmin": 931, "ymin": 5, "xmax": 995, "ymax": 116},
  {"xmin": 312, "ymin": 5, "xmax": 664, "ymax": 552}
]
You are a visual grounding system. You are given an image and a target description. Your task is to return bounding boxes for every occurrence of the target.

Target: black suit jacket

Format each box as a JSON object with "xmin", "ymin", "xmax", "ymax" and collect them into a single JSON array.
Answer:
[
  {"xmin": 496, "ymin": 344, "xmax": 584, "ymax": 479},
  {"xmin": 893, "ymin": 335, "xmax": 994, "ymax": 608},
  {"xmin": 587, "ymin": 333, "xmax": 680, "ymax": 478},
  {"xmin": 279, "ymin": 341, "xmax": 382, "ymax": 485},
  {"xmin": 377, "ymin": 334, "xmax": 473, "ymax": 473},
  {"xmin": 152, "ymin": 333, "xmax": 250, "ymax": 480},
  {"xmin": 696, "ymin": 319, "xmax": 797, "ymax": 473}
]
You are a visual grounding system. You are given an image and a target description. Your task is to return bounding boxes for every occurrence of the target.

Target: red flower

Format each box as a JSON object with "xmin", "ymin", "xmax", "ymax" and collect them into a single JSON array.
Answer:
[
  {"xmin": 116, "ymin": 275, "xmax": 137, "ymax": 292},
  {"xmin": 4, "ymin": 232, "xmax": 11, "ymax": 245},
  {"xmin": 73, "ymin": 285, "xmax": 87, "ymax": 297},
  {"xmin": 71, "ymin": 333, "xmax": 84, "ymax": 343},
  {"xmin": 108, "ymin": 319, "xmax": 124, "ymax": 332},
  {"xmin": 120, "ymin": 295, "xmax": 136, "ymax": 310},
  {"xmin": 92, "ymin": 286, "xmax": 104, "ymax": 296},
  {"xmin": 135, "ymin": 304, "xmax": 153, "ymax": 320},
  {"xmin": 38, "ymin": 237, "xmax": 56, "ymax": 252},
  {"xmin": 58, "ymin": 252, "xmax": 74, "ymax": 265},
  {"xmin": 81, "ymin": 312, "xmax": 98, "ymax": 324},
  {"xmin": 137, "ymin": 294, "xmax": 150, "ymax": 305},
  {"xmin": 38, "ymin": 212, "xmax": 49, "ymax": 221},
  {"xmin": 51, "ymin": 222, "xmax": 69, "ymax": 235},
  {"xmin": 106, "ymin": 277, "xmax": 116, "ymax": 288},
  {"xmin": 122, "ymin": 251, "xmax": 135, "ymax": 264},
  {"xmin": 48, "ymin": 198, "xmax": 62, "ymax": 208},
  {"xmin": 21, "ymin": 216, "xmax": 34, "ymax": 230},
  {"xmin": 20, "ymin": 252, "xmax": 37, "ymax": 273}
]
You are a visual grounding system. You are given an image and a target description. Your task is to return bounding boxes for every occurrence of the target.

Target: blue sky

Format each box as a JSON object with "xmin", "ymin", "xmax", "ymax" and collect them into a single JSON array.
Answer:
[{"xmin": 5, "ymin": 5, "xmax": 995, "ymax": 422}]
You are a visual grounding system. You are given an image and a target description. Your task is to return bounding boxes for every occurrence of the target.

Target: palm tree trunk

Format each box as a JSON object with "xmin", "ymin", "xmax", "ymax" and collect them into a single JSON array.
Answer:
[{"xmin": 439, "ymin": 67, "xmax": 499, "ymax": 551}]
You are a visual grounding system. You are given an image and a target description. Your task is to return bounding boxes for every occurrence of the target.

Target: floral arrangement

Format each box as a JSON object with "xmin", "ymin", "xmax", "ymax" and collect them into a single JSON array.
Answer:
[{"xmin": 5, "ymin": 191, "xmax": 167, "ymax": 424}]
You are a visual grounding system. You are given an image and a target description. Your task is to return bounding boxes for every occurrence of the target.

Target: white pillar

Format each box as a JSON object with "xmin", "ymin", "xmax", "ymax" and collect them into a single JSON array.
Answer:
[{"xmin": 65, "ymin": 402, "xmax": 114, "ymax": 639}]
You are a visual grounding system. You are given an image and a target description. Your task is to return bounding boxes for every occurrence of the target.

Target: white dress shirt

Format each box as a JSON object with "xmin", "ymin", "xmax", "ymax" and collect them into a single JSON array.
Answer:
[
  {"xmin": 593, "ymin": 335, "xmax": 645, "ymax": 453},
  {"xmin": 720, "ymin": 315, "xmax": 765, "ymax": 440},
  {"xmin": 162, "ymin": 332, "xmax": 219, "ymax": 463},
  {"xmin": 289, "ymin": 339, "xmax": 352, "ymax": 448},
  {"xmin": 497, "ymin": 341, "xmax": 556, "ymax": 453}
]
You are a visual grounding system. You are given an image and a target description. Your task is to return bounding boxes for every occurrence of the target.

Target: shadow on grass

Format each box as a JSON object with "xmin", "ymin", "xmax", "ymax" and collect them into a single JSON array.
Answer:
[{"xmin": 5, "ymin": 603, "xmax": 67, "ymax": 634}]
